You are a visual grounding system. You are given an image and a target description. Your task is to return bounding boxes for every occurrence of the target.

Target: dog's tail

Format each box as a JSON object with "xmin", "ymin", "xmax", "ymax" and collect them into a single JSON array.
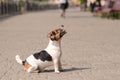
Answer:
[{"xmin": 15, "ymin": 55, "xmax": 24, "ymax": 65}]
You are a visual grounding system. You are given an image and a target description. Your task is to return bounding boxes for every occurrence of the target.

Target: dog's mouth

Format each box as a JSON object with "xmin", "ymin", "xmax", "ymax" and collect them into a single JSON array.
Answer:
[
  {"xmin": 60, "ymin": 29, "xmax": 67, "ymax": 37},
  {"xmin": 60, "ymin": 25, "xmax": 67, "ymax": 37}
]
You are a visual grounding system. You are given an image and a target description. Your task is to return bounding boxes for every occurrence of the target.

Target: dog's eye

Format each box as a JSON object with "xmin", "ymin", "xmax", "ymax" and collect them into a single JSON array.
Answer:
[
  {"xmin": 56, "ymin": 30, "xmax": 59, "ymax": 33},
  {"xmin": 52, "ymin": 31, "xmax": 56, "ymax": 35}
]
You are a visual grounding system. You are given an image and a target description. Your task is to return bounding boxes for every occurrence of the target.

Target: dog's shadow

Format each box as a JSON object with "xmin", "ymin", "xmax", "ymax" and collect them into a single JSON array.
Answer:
[{"xmin": 43, "ymin": 67, "xmax": 91, "ymax": 73}]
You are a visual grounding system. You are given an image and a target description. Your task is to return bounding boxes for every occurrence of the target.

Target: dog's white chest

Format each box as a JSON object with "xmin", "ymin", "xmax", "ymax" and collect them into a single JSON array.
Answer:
[{"xmin": 45, "ymin": 39, "xmax": 61, "ymax": 58}]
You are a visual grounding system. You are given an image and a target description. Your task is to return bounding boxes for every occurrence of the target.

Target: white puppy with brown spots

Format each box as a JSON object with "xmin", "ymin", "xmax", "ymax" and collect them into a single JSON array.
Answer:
[{"xmin": 15, "ymin": 25, "xmax": 66, "ymax": 73}]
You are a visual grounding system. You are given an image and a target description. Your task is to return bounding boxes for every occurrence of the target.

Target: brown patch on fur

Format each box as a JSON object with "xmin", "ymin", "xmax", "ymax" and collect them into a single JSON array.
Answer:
[
  {"xmin": 48, "ymin": 28, "xmax": 61, "ymax": 41},
  {"xmin": 55, "ymin": 33, "xmax": 60, "ymax": 41},
  {"xmin": 23, "ymin": 61, "xmax": 31, "ymax": 71}
]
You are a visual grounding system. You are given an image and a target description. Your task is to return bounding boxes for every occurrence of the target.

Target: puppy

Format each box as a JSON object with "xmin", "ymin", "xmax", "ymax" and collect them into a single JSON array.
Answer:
[{"xmin": 15, "ymin": 25, "xmax": 66, "ymax": 73}]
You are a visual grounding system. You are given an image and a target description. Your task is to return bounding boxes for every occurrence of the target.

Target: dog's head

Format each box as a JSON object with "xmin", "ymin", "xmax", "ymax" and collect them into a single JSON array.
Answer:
[{"xmin": 48, "ymin": 25, "xmax": 67, "ymax": 41}]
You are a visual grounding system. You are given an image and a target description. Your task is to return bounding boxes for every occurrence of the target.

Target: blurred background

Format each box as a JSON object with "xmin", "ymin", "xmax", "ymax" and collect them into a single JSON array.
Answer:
[
  {"xmin": 0, "ymin": 1, "xmax": 120, "ymax": 80},
  {"xmin": 0, "ymin": 0, "xmax": 120, "ymax": 19}
]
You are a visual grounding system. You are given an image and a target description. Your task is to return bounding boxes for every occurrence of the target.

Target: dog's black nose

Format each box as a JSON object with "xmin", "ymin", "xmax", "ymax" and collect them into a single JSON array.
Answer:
[
  {"xmin": 61, "ymin": 25, "xmax": 64, "ymax": 27},
  {"xmin": 60, "ymin": 25, "xmax": 64, "ymax": 30}
]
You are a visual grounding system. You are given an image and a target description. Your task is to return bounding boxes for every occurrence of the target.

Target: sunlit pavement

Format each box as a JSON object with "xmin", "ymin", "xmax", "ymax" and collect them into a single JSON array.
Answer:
[{"xmin": 0, "ymin": 8, "xmax": 120, "ymax": 80}]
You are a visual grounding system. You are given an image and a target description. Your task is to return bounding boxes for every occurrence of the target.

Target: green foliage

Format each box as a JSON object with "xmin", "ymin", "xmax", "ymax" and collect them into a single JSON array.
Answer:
[
  {"xmin": 110, "ymin": 12, "xmax": 120, "ymax": 19},
  {"xmin": 81, "ymin": 0, "xmax": 87, "ymax": 4},
  {"xmin": 101, "ymin": 12, "xmax": 110, "ymax": 18},
  {"xmin": 101, "ymin": 12, "xmax": 120, "ymax": 19}
]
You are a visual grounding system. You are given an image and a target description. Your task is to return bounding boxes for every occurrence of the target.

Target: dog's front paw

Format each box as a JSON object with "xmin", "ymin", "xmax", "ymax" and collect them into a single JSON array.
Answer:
[{"xmin": 55, "ymin": 70, "xmax": 60, "ymax": 74}]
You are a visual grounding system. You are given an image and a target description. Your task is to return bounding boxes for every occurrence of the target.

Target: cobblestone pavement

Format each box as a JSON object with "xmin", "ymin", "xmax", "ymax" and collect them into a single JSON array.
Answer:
[{"xmin": 0, "ymin": 8, "xmax": 120, "ymax": 80}]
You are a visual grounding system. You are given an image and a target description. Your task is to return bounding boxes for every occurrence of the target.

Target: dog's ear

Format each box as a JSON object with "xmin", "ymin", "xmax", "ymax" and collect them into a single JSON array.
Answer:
[
  {"xmin": 47, "ymin": 32, "xmax": 55, "ymax": 40},
  {"xmin": 47, "ymin": 28, "xmax": 57, "ymax": 38},
  {"xmin": 47, "ymin": 28, "xmax": 64, "ymax": 41}
]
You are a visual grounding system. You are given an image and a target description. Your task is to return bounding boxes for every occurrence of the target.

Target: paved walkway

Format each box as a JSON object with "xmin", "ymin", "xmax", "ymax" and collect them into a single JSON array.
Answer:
[{"xmin": 0, "ymin": 8, "xmax": 120, "ymax": 80}]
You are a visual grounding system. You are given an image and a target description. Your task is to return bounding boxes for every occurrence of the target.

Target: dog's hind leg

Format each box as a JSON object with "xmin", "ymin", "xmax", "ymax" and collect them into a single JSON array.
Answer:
[
  {"xmin": 37, "ymin": 67, "xmax": 45, "ymax": 73},
  {"xmin": 27, "ymin": 65, "xmax": 38, "ymax": 73}
]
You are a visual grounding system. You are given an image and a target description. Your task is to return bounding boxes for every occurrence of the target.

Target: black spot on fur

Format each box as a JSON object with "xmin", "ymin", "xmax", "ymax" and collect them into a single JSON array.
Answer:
[
  {"xmin": 22, "ymin": 60, "xmax": 26, "ymax": 65},
  {"xmin": 33, "ymin": 50, "xmax": 52, "ymax": 62}
]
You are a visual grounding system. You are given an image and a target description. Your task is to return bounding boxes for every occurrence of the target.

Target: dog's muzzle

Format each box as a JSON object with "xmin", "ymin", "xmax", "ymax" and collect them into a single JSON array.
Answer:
[{"xmin": 60, "ymin": 29, "xmax": 67, "ymax": 37}]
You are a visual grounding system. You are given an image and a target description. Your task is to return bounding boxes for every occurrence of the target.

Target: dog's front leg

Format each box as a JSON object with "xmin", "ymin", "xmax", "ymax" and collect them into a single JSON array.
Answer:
[{"xmin": 53, "ymin": 59, "xmax": 60, "ymax": 74}]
